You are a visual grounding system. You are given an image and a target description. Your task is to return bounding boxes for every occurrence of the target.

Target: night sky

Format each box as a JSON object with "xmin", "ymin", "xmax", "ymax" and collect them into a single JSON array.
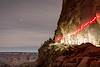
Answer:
[{"xmin": 0, "ymin": 0, "xmax": 62, "ymax": 52}]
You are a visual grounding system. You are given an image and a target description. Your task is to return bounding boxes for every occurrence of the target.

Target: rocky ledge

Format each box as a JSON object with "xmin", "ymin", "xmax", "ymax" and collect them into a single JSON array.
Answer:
[{"xmin": 35, "ymin": 39, "xmax": 100, "ymax": 67}]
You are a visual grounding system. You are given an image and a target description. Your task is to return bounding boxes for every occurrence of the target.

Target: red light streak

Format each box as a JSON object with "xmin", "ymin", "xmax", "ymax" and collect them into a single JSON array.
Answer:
[
  {"xmin": 55, "ymin": 35, "xmax": 63, "ymax": 43},
  {"xmin": 70, "ymin": 16, "xmax": 97, "ymax": 35},
  {"xmin": 55, "ymin": 16, "xmax": 99, "ymax": 43}
]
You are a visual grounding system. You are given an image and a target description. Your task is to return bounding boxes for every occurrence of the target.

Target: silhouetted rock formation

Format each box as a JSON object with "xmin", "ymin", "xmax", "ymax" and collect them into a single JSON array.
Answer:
[
  {"xmin": 54, "ymin": 0, "xmax": 100, "ymax": 45},
  {"xmin": 55, "ymin": 0, "xmax": 96, "ymax": 36},
  {"xmin": 37, "ymin": 42, "xmax": 100, "ymax": 67},
  {"xmin": 36, "ymin": 0, "xmax": 100, "ymax": 67}
]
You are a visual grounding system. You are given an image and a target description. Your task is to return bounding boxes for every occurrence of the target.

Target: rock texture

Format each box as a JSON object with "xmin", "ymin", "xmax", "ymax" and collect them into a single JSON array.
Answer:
[
  {"xmin": 36, "ymin": 0, "xmax": 100, "ymax": 67},
  {"xmin": 37, "ymin": 42, "xmax": 100, "ymax": 67},
  {"xmin": 55, "ymin": 0, "xmax": 96, "ymax": 35},
  {"xmin": 0, "ymin": 52, "xmax": 37, "ymax": 67},
  {"xmin": 54, "ymin": 0, "xmax": 100, "ymax": 45}
]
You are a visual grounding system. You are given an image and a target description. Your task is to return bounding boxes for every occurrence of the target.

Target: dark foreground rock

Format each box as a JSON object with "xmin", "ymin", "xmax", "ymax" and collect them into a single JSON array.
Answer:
[
  {"xmin": 35, "ymin": 0, "xmax": 100, "ymax": 67},
  {"xmin": 36, "ymin": 42, "xmax": 100, "ymax": 67}
]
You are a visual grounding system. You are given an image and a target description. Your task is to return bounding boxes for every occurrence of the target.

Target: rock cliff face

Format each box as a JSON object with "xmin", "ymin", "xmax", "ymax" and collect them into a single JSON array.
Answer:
[
  {"xmin": 37, "ymin": 42, "xmax": 100, "ymax": 67},
  {"xmin": 55, "ymin": 0, "xmax": 96, "ymax": 35},
  {"xmin": 36, "ymin": 0, "xmax": 100, "ymax": 67},
  {"xmin": 55, "ymin": 0, "xmax": 100, "ymax": 45}
]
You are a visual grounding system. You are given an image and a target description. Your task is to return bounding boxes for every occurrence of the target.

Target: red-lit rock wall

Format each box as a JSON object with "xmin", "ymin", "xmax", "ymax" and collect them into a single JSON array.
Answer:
[
  {"xmin": 55, "ymin": 0, "xmax": 100, "ymax": 45},
  {"xmin": 96, "ymin": 0, "xmax": 100, "ymax": 23},
  {"xmin": 55, "ymin": 0, "xmax": 96, "ymax": 35}
]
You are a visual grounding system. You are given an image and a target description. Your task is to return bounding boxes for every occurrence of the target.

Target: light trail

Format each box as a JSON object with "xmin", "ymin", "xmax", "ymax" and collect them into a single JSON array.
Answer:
[
  {"xmin": 69, "ymin": 16, "xmax": 97, "ymax": 36},
  {"xmin": 55, "ymin": 16, "xmax": 100, "ymax": 45},
  {"xmin": 62, "ymin": 16, "xmax": 99, "ymax": 45}
]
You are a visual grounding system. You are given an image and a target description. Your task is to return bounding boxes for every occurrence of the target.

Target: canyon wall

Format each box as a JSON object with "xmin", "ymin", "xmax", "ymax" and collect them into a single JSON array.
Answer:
[
  {"xmin": 55, "ymin": 0, "xmax": 100, "ymax": 45},
  {"xmin": 37, "ymin": 0, "xmax": 100, "ymax": 67},
  {"xmin": 55, "ymin": 0, "xmax": 96, "ymax": 35}
]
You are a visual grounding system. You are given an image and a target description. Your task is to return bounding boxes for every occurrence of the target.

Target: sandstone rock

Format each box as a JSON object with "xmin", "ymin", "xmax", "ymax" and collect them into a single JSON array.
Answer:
[
  {"xmin": 62, "ymin": 63, "xmax": 77, "ymax": 67},
  {"xmin": 37, "ymin": 42, "xmax": 100, "ymax": 67},
  {"xmin": 90, "ymin": 60, "xmax": 100, "ymax": 67},
  {"xmin": 37, "ymin": 0, "xmax": 100, "ymax": 67},
  {"xmin": 77, "ymin": 57, "xmax": 90, "ymax": 67}
]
